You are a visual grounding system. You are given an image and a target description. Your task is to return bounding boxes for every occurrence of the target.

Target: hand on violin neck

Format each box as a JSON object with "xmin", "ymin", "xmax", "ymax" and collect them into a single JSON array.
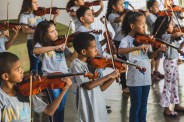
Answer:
[
  {"xmin": 138, "ymin": 44, "xmax": 149, "ymax": 53},
  {"xmin": 12, "ymin": 26, "xmax": 21, "ymax": 39},
  {"xmin": 109, "ymin": 69, "xmax": 120, "ymax": 79},
  {"xmin": 158, "ymin": 44, "xmax": 167, "ymax": 52},
  {"xmin": 54, "ymin": 44, "xmax": 65, "ymax": 51},
  {"xmin": 62, "ymin": 77, "xmax": 72, "ymax": 90}
]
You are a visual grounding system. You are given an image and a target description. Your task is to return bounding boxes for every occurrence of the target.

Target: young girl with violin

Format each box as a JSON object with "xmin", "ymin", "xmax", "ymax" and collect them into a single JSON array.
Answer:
[
  {"xmin": 118, "ymin": 11, "xmax": 167, "ymax": 122},
  {"xmin": 153, "ymin": 16, "xmax": 184, "ymax": 117},
  {"xmin": 106, "ymin": 0, "xmax": 129, "ymax": 93},
  {"xmin": 18, "ymin": 0, "xmax": 60, "ymax": 75},
  {"xmin": 33, "ymin": 20, "xmax": 77, "ymax": 122},
  {"xmin": 147, "ymin": 0, "xmax": 164, "ymax": 82},
  {"xmin": 0, "ymin": 52, "xmax": 72, "ymax": 122},
  {"xmin": 0, "ymin": 26, "xmax": 21, "ymax": 52},
  {"xmin": 70, "ymin": 32, "xmax": 122, "ymax": 122},
  {"xmin": 66, "ymin": 0, "xmax": 104, "ymax": 31}
]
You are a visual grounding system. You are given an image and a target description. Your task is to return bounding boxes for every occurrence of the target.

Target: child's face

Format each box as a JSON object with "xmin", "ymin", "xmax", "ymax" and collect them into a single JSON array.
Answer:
[
  {"xmin": 133, "ymin": 15, "xmax": 146, "ymax": 34},
  {"xmin": 47, "ymin": 24, "xmax": 58, "ymax": 41},
  {"xmin": 113, "ymin": 0, "xmax": 124, "ymax": 12},
  {"xmin": 32, "ymin": 0, "xmax": 38, "ymax": 11},
  {"xmin": 8, "ymin": 60, "xmax": 24, "ymax": 83},
  {"xmin": 167, "ymin": 20, "xmax": 174, "ymax": 33},
  {"xmin": 84, "ymin": 40, "xmax": 98, "ymax": 58},
  {"xmin": 151, "ymin": 1, "xmax": 159, "ymax": 14},
  {"xmin": 82, "ymin": 9, "xmax": 94, "ymax": 24},
  {"xmin": 76, "ymin": 0, "xmax": 84, "ymax": 6}
]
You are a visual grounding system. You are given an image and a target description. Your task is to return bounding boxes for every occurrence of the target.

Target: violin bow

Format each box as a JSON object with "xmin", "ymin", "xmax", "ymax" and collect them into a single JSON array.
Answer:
[
  {"xmin": 49, "ymin": 0, "xmax": 53, "ymax": 20},
  {"xmin": 7, "ymin": 2, "xmax": 9, "ymax": 30},
  {"xmin": 64, "ymin": 19, "xmax": 72, "ymax": 46},
  {"xmin": 29, "ymin": 73, "xmax": 33, "ymax": 122},
  {"xmin": 103, "ymin": 16, "xmax": 120, "ymax": 82}
]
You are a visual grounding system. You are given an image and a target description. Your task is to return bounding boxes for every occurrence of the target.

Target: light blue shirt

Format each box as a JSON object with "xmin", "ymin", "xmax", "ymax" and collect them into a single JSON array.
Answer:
[
  {"xmin": 119, "ymin": 35, "xmax": 152, "ymax": 86},
  {"xmin": 19, "ymin": 13, "xmax": 45, "ymax": 40},
  {"xmin": 162, "ymin": 34, "xmax": 180, "ymax": 59},
  {"xmin": 69, "ymin": 58, "xmax": 108, "ymax": 122},
  {"xmin": 0, "ymin": 31, "xmax": 8, "ymax": 52}
]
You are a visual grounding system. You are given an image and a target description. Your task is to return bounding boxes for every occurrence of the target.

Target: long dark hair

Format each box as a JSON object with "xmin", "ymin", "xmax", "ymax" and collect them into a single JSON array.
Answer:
[
  {"xmin": 18, "ymin": 0, "xmax": 32, "ymax": 21},
  {"xmin": 33, "ymin": 20, "xmax": 56, "ymax": 47},
  {"xmin": 66, "ymin": 0, "xmax": 76, "ymax": 12},
  {"xmin": 106, "ymin": 0, "xmax": 119, "ymax": 19},
  {"xmin": 121, "ymin": 11, "xmax": 144, "ymax": 35},
  {"xmin": 152, "ymin": 16, "xmax": 171, "ymax": 38}
]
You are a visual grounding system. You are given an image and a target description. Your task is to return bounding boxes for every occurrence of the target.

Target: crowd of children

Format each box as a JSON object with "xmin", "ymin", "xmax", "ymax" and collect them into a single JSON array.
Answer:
[{"xmin": 0, "ymin": 0, "xmax": 184, "ymax": 122}]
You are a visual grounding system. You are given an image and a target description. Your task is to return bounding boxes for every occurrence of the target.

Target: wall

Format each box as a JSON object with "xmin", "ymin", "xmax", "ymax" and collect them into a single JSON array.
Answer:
[{"xmin": 0, "ymin": 0, "xmax": 71, "ymax": 26}]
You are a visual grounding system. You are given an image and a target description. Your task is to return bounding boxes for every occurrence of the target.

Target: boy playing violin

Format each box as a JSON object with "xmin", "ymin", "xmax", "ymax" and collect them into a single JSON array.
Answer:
[
  {"xmin": 70, "ymin": 32, "xmax": 124, "ymax": 122},
  {"xmin": 0, "ymin": 52, "xmax": 72, "ymax": 122}
]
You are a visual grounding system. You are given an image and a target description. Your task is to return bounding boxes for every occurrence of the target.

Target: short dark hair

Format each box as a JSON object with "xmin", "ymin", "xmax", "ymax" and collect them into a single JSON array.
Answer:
[
  {"xmin": 76, "ymin": 6, "xmax": 90, "ymax": 22},
  {"xmin": 147, "ymin": 0, "xmax": 157, "ymax": 10},
  {"xmin": 73, "ymin": 32, "xmax": 95, "ymax": 54},
  {"xmin": 0, "ymin": 52, "xmax": 19, "ymax": 80}
]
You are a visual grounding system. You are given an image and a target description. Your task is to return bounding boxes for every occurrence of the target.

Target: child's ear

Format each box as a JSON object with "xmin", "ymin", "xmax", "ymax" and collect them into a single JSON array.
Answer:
[
  {"xmin": 112, "ymin": 5, "xmax": 116, "ymax": 10},
  {"xmin": 130, "ymin": 24, "xmax": 135, "ymax": 30},
  {"xmin": 81, "ymin": 49, "xmax": 87, "ymax": 55},
  {"xmin": 80, "ymin": 16, "xmax": 85, "ymax": 23},
  {"xmin": 150, "ymin": 7, "xmax": 153, "ymax": 11},
  {"xmin": 1, "ymin": 73, "xmax": 9, "ymax": 81}
]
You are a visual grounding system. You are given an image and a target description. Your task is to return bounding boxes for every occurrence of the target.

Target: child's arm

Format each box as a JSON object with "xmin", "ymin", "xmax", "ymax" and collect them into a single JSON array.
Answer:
[
  {"xmin": 21, "ymin": 25, "xmax": 34, "ymax": 34},
  {"xmin": 43, "ymin": 77, "xmax": 72, "ymax": 116},
  {"xmin": 69, "ymin": 11, "xmax": 77, "ymax": 17},
  {"xmin": 171, "ymin": 32, "xmax": 184, "ymax": 39},
  {"xmin": 93, "ymin": 0, "xmax": 104, "ymax": 17},
  {"xmin": 100, "ymin": 69, "xmax": 121, "ymax": 91},
  {"xmin": 82, "ymin": 70, "xmax": 119, "ymax": 90},
  {"xmin": 33, "ymin": 44, "xmax": 65, "ymax": 54},
  {"xmin": 113, "ymin": 14, "xmax": 124, "ymax": 23},
  {"xmin": 53, "ymin": 9, "xmax": 61, "ymax": 23},
  {"xmin": 148, "ymin": 44, "xmax": 167, "ymax": 59},
  {"xmin": 5, "ymin": 26, "xmax": 21, "ymax": 50},
  {"xmin": 118, "ymin": 44, "xmax": 148, "ymax": 55}
]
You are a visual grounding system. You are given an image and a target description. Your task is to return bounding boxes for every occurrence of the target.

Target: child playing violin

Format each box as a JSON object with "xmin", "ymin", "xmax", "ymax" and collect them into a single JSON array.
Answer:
[
  {"xmin": 106, "ymin": 0, "xmax": 129, "ymax": 93},
  {"xmin": 33, "ymin": 20, "xmax": 77, "ymax": 122},
  {"xmin": 0, "ymin": 26, "xmax": 21, "ymax": 52},
  {"xmin": 153, "ymin": 15, "xmax": 184, "ymax": 117},
  {"xmin": 147, "ymin": 0, "xmax": 164, "ymax": 82},
  {"xmin": 18, "ymin": 0, "xmax": 60, "ymax": 75},
  {"xmin": 66, "ymin": 0, "xmax": 104, "ymax": 31},
  {"xmin": 0, "ymin": 52, "xmax": 72, "ymax": 122},
  {"xmin": 118, "ymin": 11, "xmax": 167, "ymax": 122},
  {"xmin": 70, "ymin": 32, "xmax": 123, "ymax": 122}
]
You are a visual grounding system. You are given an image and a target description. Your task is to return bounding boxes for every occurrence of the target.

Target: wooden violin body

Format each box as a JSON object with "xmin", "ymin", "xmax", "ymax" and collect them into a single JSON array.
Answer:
[{"xmin": 33, "ymin": 7, "xmax": 63, "ymax": 16}]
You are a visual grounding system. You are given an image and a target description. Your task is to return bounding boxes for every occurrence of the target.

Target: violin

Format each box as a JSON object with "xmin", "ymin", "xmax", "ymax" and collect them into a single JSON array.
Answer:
[
  {"xmin": 0, "ymin": 22, "xmax": 35, "ymax": 30},
  {"xmin": 172, "ymin": 27, "xmax": 184, "ymax": 33},
  {"xmin": 83, "ymin": 0, "xmax": 107, "ymax": 8},
  {"xmin": 157, "ymin": 11, "xmax": 172, "ymax": 16},
  {"xmin": 88, "ymin": 57, "xmax": 146, "ymax": 73},
  {"xmin": 33, "ymin": 7, "xmax": 64, "ymax": 16},
  {"xmin": 54, "ymin": 30, "xmax": 103, "ymax": 46},
  {"xmin": 135, "ymin": 34, "xmax": 184, "ymax": 55},
  {"xmin": 18, "ymin": 72, "xmax": 98, "ymax": 96}
]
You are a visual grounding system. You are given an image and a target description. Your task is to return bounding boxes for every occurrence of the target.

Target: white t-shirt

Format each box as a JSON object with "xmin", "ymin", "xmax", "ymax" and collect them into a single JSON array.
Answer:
[
  {"xmin": 19, "ymin": 13, "xmax": 45, "ymax": 40},
  {"xmin": 0, "ymin": 31, "xmax": 8, "ymax": 52},
  {"xmin": 34, "ymin": 43, "xmax": 71, "ymax": 75},
  {"xmin": 108, "ymin": 13, "xmax": 124, "ymax": 41}
]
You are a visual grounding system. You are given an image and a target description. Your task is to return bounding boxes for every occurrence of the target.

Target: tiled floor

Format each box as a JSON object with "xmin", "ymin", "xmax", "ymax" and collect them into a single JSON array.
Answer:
[{"xmin": 33, "ymin": 59, "xmax": 184, "ymax": 122}]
